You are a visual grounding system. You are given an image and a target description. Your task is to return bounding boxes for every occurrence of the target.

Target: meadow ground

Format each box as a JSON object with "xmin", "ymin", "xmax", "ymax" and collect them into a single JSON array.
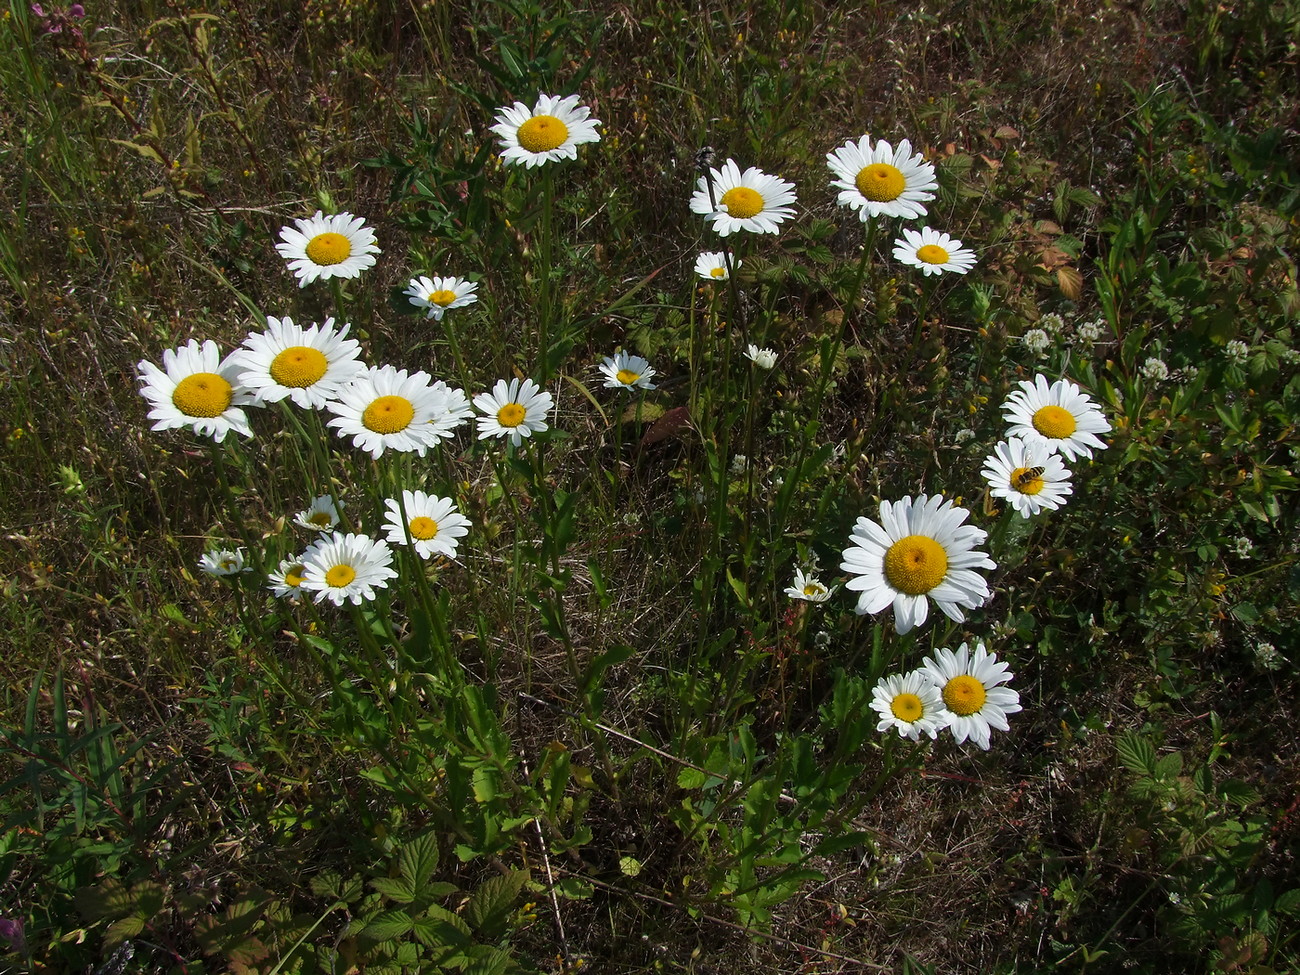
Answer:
[{"xmin": 1, "ymin": 1, "xmax": 1298, "ymax": 972}]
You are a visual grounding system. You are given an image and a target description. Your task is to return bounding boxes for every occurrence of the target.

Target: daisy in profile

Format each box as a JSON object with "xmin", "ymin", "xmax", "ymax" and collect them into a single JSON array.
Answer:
[
  {"xmin": 695, "ymin": 251, "xmax": 739, "ymax": 281},
  {"xmin": 383, "ymin": 490, "xmax": 471, "ymax": 560},
  {"xmin": 294, "ymin": 495, "xmax": 344, "ymax": 533},
  {"xmin": 982, "ymin": 438, "xmax": 1073, "ymax": 518},
  {"xmin": 267, "ymin": 558, "xmax": 308, "ymax": 601},
  {"xmin": 474, "ymin": 378, "xmax": 554, "ymax": 447},
  {"xmin": 275, "ymin": 211, "xmax": 380, "ymax": 288},
  {"xmin": 598, "ymin": 351, "xmax": 657, "ymax": 391},
  {"xmin": 299, "ymin": 532, "xmax": 398, "ymax": 607},
  {"xmin": 232, "ymin": 316, "xmax": 365, "ymax": 410},
  {"xmin": 690, "ymin": 159, "xmax": 798, "ymax": 236},
  {"xmin": 920, "ymin": 642, "xmax": 1021, "ymax": 750},
  {"xmin": 893, "ymin": 227, "xmax": 977, "ymax": 276},
  {"xmin": 199, "ymin": 548, "xmax": 248, "ymax": 577},
  {"xmin": 137, "ymin": 339, "xmax": 256, "ymax": 443},
  {"xmin": 784, "ymin": 569, "xmax": 834, "ymax": 603},
  {"xmin": 425, "ymin": 381, "xmax": 475, "ymax": 440},
  {"xmin": 840, "ymin": 494, "xmax": 996, "ymax": 635},
  {"xmin": 326, "ymin": 365, "xmax": 454, "ymax": 458},
  {"xmin": 826, "ymin": 136, "xmax": 938, "ymax": 221},
  {"xmin": 404, "ymin": 275, "xmax": 479, "ymax": 321},
  {"xmin": 870, "ymin": 670, "xmax": 951, "ymax": 741},
  {"xmin": 1002, "ymin": 374, "xmax": 1111, "ymax": 462},
  {"xmin": 490, "ymin": 93, "xmax": 602, "ymax": 168},
  {"xmin": 744, "ymin": 345, "xmax": 777, "ymax": 370}
]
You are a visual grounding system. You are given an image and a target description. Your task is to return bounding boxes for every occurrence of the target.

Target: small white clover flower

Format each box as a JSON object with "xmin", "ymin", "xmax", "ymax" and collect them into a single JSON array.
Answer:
[
  {"xmin": 729, "ymin": 454, "xmax": 748, "ymax": 475},
  {"xmin": 953, "ymin": 428, "xmax": 976, "ymax": 446},
  {"xmin": 1075, "ymin": 319, "xmax": 1106, "ymax": 344},
  {"xmin": 1039, "ymin": 313, "xmax": 1066, "ymax": 336},
  {"xmin": 1254, "ymin": 642, "xmax": 1282, "ymax": 671},
  {"xmin": 1140, "ymin": 357, "xmax": 1169, "ymax": 382},
  {"xmin": 1233, "ymin": 536, "xmax": 1254, "ymax": 558},
  {"xmin": 1225, "ymin": 340, "xmax": 1250, "ymax": 363},
  {"xmin": 1022, "ymin": 328, "xmax": 1051, "ymax": 356}
]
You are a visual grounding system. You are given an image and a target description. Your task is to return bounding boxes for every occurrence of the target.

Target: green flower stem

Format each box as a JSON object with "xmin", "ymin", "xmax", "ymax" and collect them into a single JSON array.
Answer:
[
  {"xmin": 537, "ymin": 165, "xmax": 556, "ymax": 382},
  {"xmin": 208, "ymin": 440, "xmax": 267, "ymax": 578}
]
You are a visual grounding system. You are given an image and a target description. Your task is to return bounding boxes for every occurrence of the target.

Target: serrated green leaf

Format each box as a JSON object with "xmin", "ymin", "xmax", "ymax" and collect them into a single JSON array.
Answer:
[
  {"xmin": 398, "ymin": 831, "xmax": 441, "ymax": 888},
  {"xmin": 362, "ymin": 909, "xmax": 414, "ymax": 943},
  {"xmin": 104, "ymin": 915, "xmax": 143, "ymax": 944},
  {"xmin": 466, "ymin": 869, "xmax": 526, "ymax": 939},
  {"xmin": 676, "ymin": 766, "xmax": 706, "ymax": 789},
  {"xmin": 371, "ymin": 876, "xmax": 416, "ymax": 903},
  {"xmin": 1116, "ymin": 732, "xmax": 1156, "ymax": 775}
]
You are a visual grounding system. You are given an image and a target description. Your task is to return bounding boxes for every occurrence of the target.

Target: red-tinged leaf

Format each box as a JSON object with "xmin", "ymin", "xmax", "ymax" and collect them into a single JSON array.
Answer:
[{"xmin": 641, "ymin": 406, "xmax": 692, "ymax": 446}]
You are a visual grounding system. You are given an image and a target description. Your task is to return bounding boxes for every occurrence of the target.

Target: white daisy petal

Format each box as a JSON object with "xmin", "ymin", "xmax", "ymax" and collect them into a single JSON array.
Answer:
[
  {"xmin": 1001, "ymin": 374, "xmax": 1112, "ymax": 461},
  {"xmin": 326, "ymin": 365, "xmax": 468, "ymax": 458},
  {"xmin": 275, "ymin": 211, "xmax": 380, "ymax": 288},
  {"xmin": 690, "ymin": 159, "xmax": 798, "ymax": 236},
  {"xmin": 199, "ymin": 547, "xmax": 248, "ymax": 577},
  {"xmin": 892, "ymin": 226, "xmax": 977, "ymax": 276},
  {"xmin": 981, "ymin": 437, "xmax": 1074, "ymax": 518},
  {"xmin": 490, "ymin": 93, "xmax": 602, "ymax": 168},
  {"xmin": 695, "ymin": 251, "xmax": 739, "ymax": 281},
  {"xmin": 383, "ymin": 490, "xmax": 471, "ymax": 560},
  {"xmin": 294, "ymin": 495, "xmax": 344, "ymax": 533},
  {"xmin": 839, "ymin": 494, "xmax": 996, "ymax": 635},
  {"xmin": 137, "ymin": 339, "xmax": 256, "ymax": 443},
  {"xmin": 784, "ymin": 568, "xmax": 835, "ymax": 603},
  {"xmin": 404, "ymin": 275, "xmax": 479, "ymax": 321},
  {"xmin": 826, "ymin": 136, "xmax": 938, "ymax": 221}
]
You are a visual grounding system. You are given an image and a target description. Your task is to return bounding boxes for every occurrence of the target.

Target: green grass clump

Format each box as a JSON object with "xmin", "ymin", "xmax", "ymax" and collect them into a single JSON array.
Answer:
[{"xmin": 1, "ymin": 1, "xmax": 1298, "ymax": 973}]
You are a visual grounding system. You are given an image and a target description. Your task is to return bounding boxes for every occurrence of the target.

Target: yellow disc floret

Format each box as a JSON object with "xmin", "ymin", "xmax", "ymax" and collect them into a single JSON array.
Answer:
[
  {"xmin": 720, "ymin": 186, "xmax": 764, "ymax": 219},
  {"xmin": 856, "ymin": 163, "xmax": 905, "ymax": 202},
  {"xmin": 890, "ymin": 693, "xmax": 924, "ymax": 723},
  {"xmin": 270, "ymin": 346, "xmax": 329, "ymax": 388},
  {"xmin": 285, "ymin": 564, "xmax": 306, "ymax": 587},
  {"xmin": 1032, "ymin": 405, "xmax": 1077, "ymax": 439},
  {"xmin": 616, "ymin": 369, "xmax": 641, "ymax": 385},
  {"xmin": 517, "ymin": 115, "xmax": 569, "ymax": 153},
  {"xmin": 497, "ymin": 403, "xmax": 526, "ymax": 428},
  {"xmin": 362, "ymin": 395, "xmax": 415, "ymax": 434},
  {"xmin": 883, "ymin": 534, "xmax": 949, "ymax": 595},
  {"xmin": 428, "ymin": 289, "xmax": 458, "ymax": 307},
  {"xmin": 710, "ymin": 267, "xmax": 726, "ymax": 278},
  {"xmin": 172, "ymin": 372, "xmax": 233, "ymax": 418},
  {"xmin": 305, "ymin": 232, "xmax": 352, "ymax": 266},
  {"xmin": 942, "ymin": 675, "xmax": 987, "ymax": 716},
  {"xmin": 308, "ymin": 512, "xmax": 333, "ymax": 527},
  {"xmin": 1010, "ymin": 466, "xmax": 1045, "ymax": 495},
  {"xmin": 916, "ymin": 244, "xmax": 950, "ymax": 265},
  {"xmin": 409, "ymin": 516, "xmax": 439, "ymax": 540},
  {"xmin": 325, "ymin": 564, "xmax": 357, "ymax": 588}
]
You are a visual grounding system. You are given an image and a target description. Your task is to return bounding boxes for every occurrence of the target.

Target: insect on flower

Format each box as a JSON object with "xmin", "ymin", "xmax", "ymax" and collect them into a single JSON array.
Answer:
[{"xmin": 1011, "ymin": 466, "xmax": 1046, "ymax": 490}]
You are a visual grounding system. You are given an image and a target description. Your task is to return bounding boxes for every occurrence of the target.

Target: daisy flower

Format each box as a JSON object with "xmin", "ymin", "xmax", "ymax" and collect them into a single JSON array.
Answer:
[
  {"xmin": 326, "ymin": 365, "xmax": 456, "ymax": 458},
  {"xmin": 490, "ymin": 93, "xmax": 602, "ymax": 168},
  {"xmin": 275, "ymin": 211, "xmax": 380, "ymax": 288},
  {"xmin": 981, "ymin": 437, "xmax": 1073, "ymax": 519},
  {"xmin": 404, "ymin": 275, "xmax": 479, "ymax": 321},
  {"xmin": 598, "ymin": 351, "xmax": 657, "ymax": 391},
  {"xmin": 199, "ymin": 548, "xmax": 248, "ymax": 577},
  {"xmin": 744, "ymin": 345, "xmax": 777, "ymax": 370},
  {"xmin": 267, "ymin": 558, "xmax": 308, "ymax": 601},
  {"xmin": 231, "ymin": 316, "xmax": 365, "ymax": 410},
  {"xmin": 383, "ymin": 490, "xmax": 471, "ymax": 560},
  {"xmin": 826, "ymin": 136, "xmax": 938, "ymax": 221},
  {"xmin": 474, "ymin": 378, "xmax": 553, "ymax": 447},
  {"xmin": 425, "ymin": 381, "xmax": 475, "ymax": 440},
  {"xmin": 294, "ymin": 495, "xmax": 344, "ymax": 533},
  {"xmin": 920, "ymin": 642, "xmax": 1022, "ymax": 750},
  {"xmin": 892, "ymin": 227, "xmax": 977, "ymax": 276},
  {"xmin": 695, "ymin": 251, "xmax": 739, "ymax": 281},
  {"xmin": 690, "ymin": 159, "xmax": 798, "ymax": 236},
  {"xmin": 1001, "ymin": 374, "xmax": 1111, "ymax": 462},
  {"xmin": 137, "ymin": 339, "xmax": 255, "ymax": 443},
  {"xmin": 840, "ymin": 494, "xmax": 996, "ymax": 635},
  {"xmin": 299, "ymin": 532, "xmax": 398, "ymax": 607},
  {"xmin": 870, "ymin": 670, "xmax": 951, "ymax": 741},
  {"xmin": 784, "ymin": 569, "xmax": 834, "ymax": 603}
]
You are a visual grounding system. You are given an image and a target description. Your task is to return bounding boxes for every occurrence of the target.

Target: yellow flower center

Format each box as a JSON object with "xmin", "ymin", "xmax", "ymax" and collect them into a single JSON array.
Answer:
[
  {"xmin": 803, "ymin": 584, "xmax": 823, "ymax": 597},
  {"xmin": 409, "ymin": 516, "xmax": 439, "ymax": 540},
  {"xmin": 616, "ymin": 369, "xmax": 641, "ymax": 385},
  {"xmin": 720, "ymin": 186, "xmax": 764, "ymax": 219},
  {"xmin": 427, "ymin": 289, "xmax": 458, "ymax": 307},
  {"xmin": 883, "ymin": 534, "xmax": 949, "ymax": 595},
  {"xmin": 362, "ymin": 395, "xmax": 415, "ymax": 434},
  {"xmin": 709, "ymin": 266, "xmax": 726, "ymax": 278},
  {"xmin": 1010, "ymin": 466, "xmax": 1045, "ymax": 495},
  {"xmin": 1032, "ymin": 404, "xmax": 1077, "ymax": 439},
  {"xmin": 308, "ymin": 511, "xmax": 334, "ymax": 527},
  {"xmin": 890, "ymin": 693, "xmax": 924, "ymax": 723},
  {"xmin": 269, "ymin": 346, "xmax": 329, "ymax": 388},
  {"xmin": 325, "ymin": 564, "xmax": 356, "ymax": 588},
  {"xmin": 172, "ymin": 373, "xmax": 233, "ymax": 418},
  {"xmin": 916, "ymin": 244, "xmax": 950, "ymax": 265},
  {"xmin": 497, "ymin": 403, "xmax": 526, "ymax": 428},
  {"xmin": 284, "ymin": 564, "xmax": 306, "ymax": 587},
  {"xmin": 855, "ymin": 162, "xmax": 905, "ymax": 202},
  {"xmin": 942, "ymin": 675, "xmax": 987, "ymax": 716},
  {"xmin": 304, "ymin": 232, "xmax": 352, "ymax": 266},
  {"xmin": 517, "ymin": 114, "xmax": 569, "ymax": 153}
]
